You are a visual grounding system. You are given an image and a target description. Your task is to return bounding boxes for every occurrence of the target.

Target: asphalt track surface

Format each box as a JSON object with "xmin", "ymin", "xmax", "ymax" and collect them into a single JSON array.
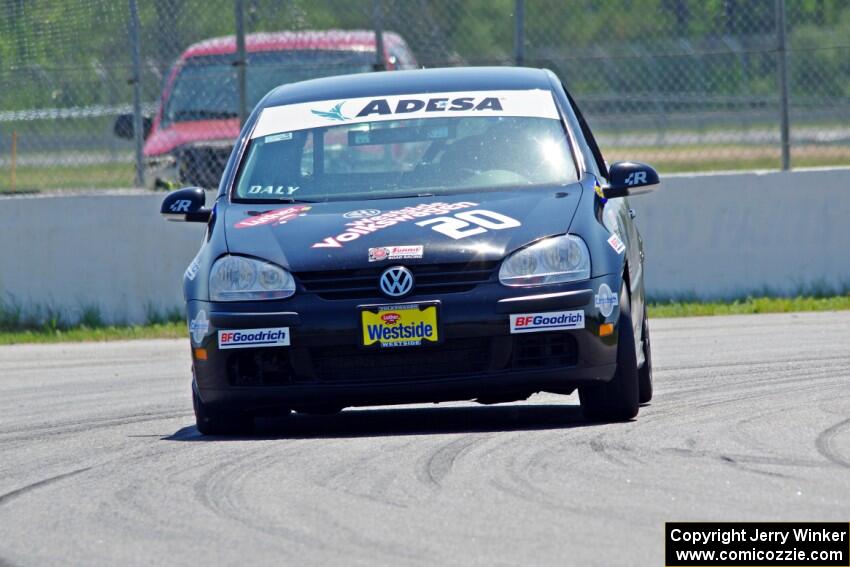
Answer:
[{"xmin": 1, "ymin": 311, "xmax": 848, "ymax": 566}]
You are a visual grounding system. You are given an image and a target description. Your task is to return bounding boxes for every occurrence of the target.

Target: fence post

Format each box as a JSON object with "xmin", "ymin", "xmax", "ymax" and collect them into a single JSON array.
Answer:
[
  {"xmin": 372, "ymin": 0, "xmax": 385, "ymax": 71},
  {"xmin": 514, "ymin": 0, "xmax": 525, "ymax": 66},
  {"xmin": 10, "ymin": 131, "xmax": 16, "ymax": 192},
  {"xmin": 128, "ymin": 0, "xmax": 145, "ymax": 187},
  {"xmin": 776, "ymin": 0, "xmax": 791, "ymax": 170},
  {"xmin": 235, "ymin": 0, "xmax": 247, "ymax": 127}
]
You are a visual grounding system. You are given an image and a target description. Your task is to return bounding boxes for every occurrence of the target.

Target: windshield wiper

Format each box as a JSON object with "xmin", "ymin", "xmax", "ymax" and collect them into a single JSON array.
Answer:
[
  {"xmin": 248, "ymin": 197, "xmax": 316, "ymax": 203},
  {"xmin": 364, "ymin": 192, "xmax": 437, "ymax": 200}
]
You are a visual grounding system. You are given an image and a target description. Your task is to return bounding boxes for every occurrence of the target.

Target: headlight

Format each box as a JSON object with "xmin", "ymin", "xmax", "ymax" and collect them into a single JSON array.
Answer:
[
  {"xmin": 209, "ymin": 255, "xmax": 295, "ymax": 301},
  {"xmin": 499, "ymin": 235, "xmax": 590, "ymax": 286}
]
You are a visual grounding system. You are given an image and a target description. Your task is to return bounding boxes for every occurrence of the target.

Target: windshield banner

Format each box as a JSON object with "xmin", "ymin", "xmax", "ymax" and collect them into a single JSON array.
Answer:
[{"xmin": 251, "ymin": 89, "xmax": 560, "ymax": 139}]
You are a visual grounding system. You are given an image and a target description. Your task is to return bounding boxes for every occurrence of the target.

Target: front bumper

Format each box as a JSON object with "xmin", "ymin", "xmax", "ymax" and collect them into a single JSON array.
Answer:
[{"xmin": 187, "ymin": 275, "xmax": 623, "ymax": 412}]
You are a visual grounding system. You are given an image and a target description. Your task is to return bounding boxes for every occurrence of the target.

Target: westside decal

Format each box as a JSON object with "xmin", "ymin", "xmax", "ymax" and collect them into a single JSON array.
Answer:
[
  {"xmin": 235, "ymin": 205, "xmax": 311, "ymax": 229},
  {"xmin": 313, "ymin": 202, "xmax": 477, "ymax": 248},
  {"xmin": 608, "ymin": 233, "xmax": 626, "ymax": 254},
  {"xmin": 218, "ymin": 327, "xmax": 290, "ymax": 349},
  {"xmin": 369, "ymin": 245, "xmax": 424, "ymax": 262},
  {"xmin": 509, "ymin": 310, "xmax": 585, "ymax": 334},
  {"xmin": 252, "ymin": 90, "xmax": 560, "ymax": 139},
  {"xmin": 189, "ymin": 310, "xmax": 209, "ymax": 346},
  {"xmin": 594, "ymin": 283, "xmax": 619, "ymax": 318},
  {"xmin": 361, "ymin": 303, "xmax": 439, "ymax": 348}
]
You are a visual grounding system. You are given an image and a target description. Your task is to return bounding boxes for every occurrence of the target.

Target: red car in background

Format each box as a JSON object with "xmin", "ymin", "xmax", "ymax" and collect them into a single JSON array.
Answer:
[{"xmin": 116, "ymin": 30, "xmax": 417, "ymax": 189}]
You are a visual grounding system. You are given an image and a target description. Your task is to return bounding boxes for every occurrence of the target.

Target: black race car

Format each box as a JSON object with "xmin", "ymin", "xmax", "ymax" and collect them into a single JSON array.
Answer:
[{"xmin": 161, "ymin": 67, "xmax": 659, "ymax": 435}]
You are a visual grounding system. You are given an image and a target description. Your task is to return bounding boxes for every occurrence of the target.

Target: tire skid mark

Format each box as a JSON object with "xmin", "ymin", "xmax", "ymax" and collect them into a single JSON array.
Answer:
[
  {"xmin": 423, "ymin": 434, "xmax": 489, "ymax": 487},
  {"xmin": 484, "ymin": 429, "xmax": 599, "ymax": 512},
  {"xmin": 0, "ymin": 408, "xmax": 189, "ymax": 443},
  {"xmin": 0, "ymin": 466, "xmax": 91, "ymax": 507},
  {"xmin": 587, "ymin": 437, "xmax": 640, "ymax": 467},
  {"xmin": 192, "ymin": 442, "xmax": 432, "ymax": 562},
  {"xmin": 661, "ymin": 370, "xmax": 842, "ymax": 412},
  {"xmin": 304, "ymin": 438, "xmax": 421, "ymax": 509},
  {"xmin": 663, "ymin": 447, "xmax": 823, "ymax": 474},
  {"xmin": 659, "ymin": 354, "xmax": 850, "ymax": 373},
  {"xmin": 815, "ymin": 418, "xmax": 850, "ymax": 469}
]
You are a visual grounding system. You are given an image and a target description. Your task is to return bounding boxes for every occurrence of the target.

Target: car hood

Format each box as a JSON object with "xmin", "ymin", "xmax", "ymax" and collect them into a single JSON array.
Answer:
[
  {"xmin": 144, "ymin": 118, "xmax": 240, "ymax": 156},
  {"xmin": 222, "ymin": 187, "xmax": 583, "ymax": 272}
]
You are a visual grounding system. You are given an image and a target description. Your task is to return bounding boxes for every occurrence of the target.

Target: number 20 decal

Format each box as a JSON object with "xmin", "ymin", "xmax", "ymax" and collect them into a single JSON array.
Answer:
[{"xmin": 416, "ymin": 210, "xmax": 521, "ymax": 240}]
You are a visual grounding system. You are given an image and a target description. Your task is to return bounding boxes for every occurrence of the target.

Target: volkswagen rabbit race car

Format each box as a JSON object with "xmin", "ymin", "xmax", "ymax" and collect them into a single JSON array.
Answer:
[{"xmin": 161, "ymin": 67, "xmax": 659, "ymax": 435}]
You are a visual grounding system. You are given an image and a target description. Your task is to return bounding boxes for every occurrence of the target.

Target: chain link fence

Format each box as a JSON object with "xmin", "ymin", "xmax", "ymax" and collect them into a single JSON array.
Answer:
[{"xmin": 1, "ymin": 0, "xmax": 848, "ymax": 192}]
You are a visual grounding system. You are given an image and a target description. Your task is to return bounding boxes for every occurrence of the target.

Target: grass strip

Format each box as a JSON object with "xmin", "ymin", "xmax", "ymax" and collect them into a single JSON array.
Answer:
[
  {"xmin": 0, "ymin": 321, "xmax": 185, "ymax": 345},
  {"xmin": 648, "ymin": 295, "xmax": 850, "ymax": 318}
]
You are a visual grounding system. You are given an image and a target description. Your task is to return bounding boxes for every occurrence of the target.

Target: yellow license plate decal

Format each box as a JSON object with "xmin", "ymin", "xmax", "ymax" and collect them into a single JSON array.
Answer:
[{"xmin": 361, "ymin": 303, "xmax": 439, "ymax": 348}]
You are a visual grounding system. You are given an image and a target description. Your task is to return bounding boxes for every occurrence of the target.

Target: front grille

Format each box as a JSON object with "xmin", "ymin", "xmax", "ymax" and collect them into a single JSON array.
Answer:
[
  {"xmin": 310, "ymin": 337, "xmax": 493, "ymax": 382},
  {"xmin": 226, "ymin": 348, "xmax": 297, "ymax": 386},
  {"xmin": 224, "ymin": 333, "xmax": 579, "ymax": 387},
  {"xmin": 295, "ymin": 261, "xmax": 498, "ymax": 300},
  {"xmin": 511, "ymin": 332, "xmax": 578, "ymax": 369}
]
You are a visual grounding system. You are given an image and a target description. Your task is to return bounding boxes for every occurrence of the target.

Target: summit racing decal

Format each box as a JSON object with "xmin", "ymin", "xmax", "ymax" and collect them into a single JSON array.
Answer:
[
  {"xmin": 313, "ymin": 202, "xmax": 477, "ymax": 248},
  {"xmin": 251, "ymin": 90, "xmax": 561, "ymax": 139},
  {"xmin": 235, "ymin": 205, "xmax": 311, "ymax": 229},
  {"xmin": 369, "ymin": 245, "xmax": 424, "ymax": 262},
  {"xmin": 510, "ymin": 311, "xmax": 585, "ymax": 334},
  {"xmin": 218, "ymin": 327, "xmax": 290, "ymax": 349}
]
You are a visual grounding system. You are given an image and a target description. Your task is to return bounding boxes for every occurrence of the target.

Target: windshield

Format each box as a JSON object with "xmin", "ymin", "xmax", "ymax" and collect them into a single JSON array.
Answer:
[
  {"xmin": 162, "ymin": 50, "xmax": 374, "ymax": 126},
  {"xmin": 234, "ymin": 91, "xmax": 577, "ymax": 202}
]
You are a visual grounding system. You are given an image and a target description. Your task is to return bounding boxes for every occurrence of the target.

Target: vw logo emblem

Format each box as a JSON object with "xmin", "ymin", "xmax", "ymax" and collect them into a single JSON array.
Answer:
[
  {"xmin": 379, "ymin": 266, "xmax": 414, "ymax": 298},
  {"xmin": 343, "ymin": 209, "xmax": 381, "ymax": 219}
]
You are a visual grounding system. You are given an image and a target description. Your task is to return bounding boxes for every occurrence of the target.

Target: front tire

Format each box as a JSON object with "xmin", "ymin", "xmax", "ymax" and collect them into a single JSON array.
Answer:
[
  {"xmin": 193, "ymin": 386, "xmax": 254, "ymax": 436},
  {"xmin": 638, "ymin": 312, "xmax": 653, "ymax": 404},
  {"xmin": 579, "ymin": 283, "xmax": 640, "ymax": 422}
]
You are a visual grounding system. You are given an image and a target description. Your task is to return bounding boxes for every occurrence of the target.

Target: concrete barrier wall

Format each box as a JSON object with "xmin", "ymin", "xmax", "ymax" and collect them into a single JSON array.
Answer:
[
  {"xmin": 631, "ymin": 167, "xmax": 850, "ymax": 300},
  {"xmin": 0, "ymin": 191, "xmax": 211, "ymax": 324},
  {"xmin": 1, "ymin": 168, "xmax": 848, "ymax": 323}
]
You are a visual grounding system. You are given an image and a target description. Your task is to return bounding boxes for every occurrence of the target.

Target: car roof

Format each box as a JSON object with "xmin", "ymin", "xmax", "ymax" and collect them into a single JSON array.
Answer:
[
  {"xmin": 181, "ymin": 29, "xmax": 406, "ymax": 59},
  {"xmin": 261, "ymin": 67, "xmax": 556, "ymax": 108}
]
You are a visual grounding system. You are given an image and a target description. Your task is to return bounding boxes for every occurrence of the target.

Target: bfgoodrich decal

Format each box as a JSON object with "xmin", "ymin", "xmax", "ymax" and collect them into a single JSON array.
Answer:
[
  {"xmin": 252, "ymin": 90, "xmax": 560, "ymax": 139},
  {"xmin": 218, "ymin": 327, "xmax": 290, "ymax": 349},
  {"xmin": 510, "ymin": 311, "xmax": 585, "ymax": 334}
]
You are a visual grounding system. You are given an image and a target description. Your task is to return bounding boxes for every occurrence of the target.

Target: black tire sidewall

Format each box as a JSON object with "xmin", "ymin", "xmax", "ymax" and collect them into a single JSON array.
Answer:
[{"xmin": 579, "ymin": 282, "xmax": 640, "ymax": 421}]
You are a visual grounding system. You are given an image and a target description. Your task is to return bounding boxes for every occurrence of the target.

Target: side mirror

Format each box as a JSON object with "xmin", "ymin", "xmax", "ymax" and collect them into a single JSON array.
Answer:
[
  {"xmin": 603, "ymin": 161, "xmax": 660, "ymax": 199},
  {"xmin": 113, "ymin": 113, "xmax": 152, "ymax": 140},
  {"xmin": 161, "ymin": 187, "xmax": 211, "ymax": 223}
]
